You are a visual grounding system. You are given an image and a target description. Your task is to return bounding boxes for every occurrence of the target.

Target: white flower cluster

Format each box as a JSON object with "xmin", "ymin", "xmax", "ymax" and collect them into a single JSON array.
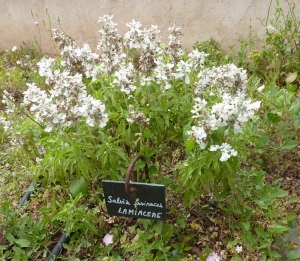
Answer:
[
  {"xmin": 1, "ymin": 90, "xmax": 16, "ymax": 114},
  {"xmin": 126, "ymin": 105, "xmax": 149, "ymax": 126},
  {"xmin": 172, "ymin": 60, "xmax": 192, "ymax": 84},
  {"xmin": 153, "ymin": 57, "xmax": 174, "ymax": 90},
  {"xmin": 23, "ymin": 67, "xmax": 108, "ymax": 132},
  {"xmin": 188, "ymin": 126, "xmax": 207, "ymax": 149},
  {"xmin": 97, "ymin": 16, "xmax": 208, "ymax": 93},
  {"xmin": 189, "ymin": 64, "xmax": 261, "ymax": 161},
  {"xmin": 37, "ymin": 57, "xmax": 56, "ymax": 85},
  {"xmin": 124, "ymin": 20, "xmax": 161, "ymax": 52},
  {"xmin": 51, "ymin": 29, "xmax": 75, "ymax": 50},
  {"xmin": 0, "ymin": 115, "xmax": 12, "ymax": 132},
  {"xmin": 0, "ymin": 91, "xmax": 26, "ymax": 147},
  {"xmin": 51, "ymin": 29, "xmax": 101, "ymax": 80},
  {"xmin": 188, "ymin": 49, "xmax": 209, "ymax": 70},
  {"xmin": 191, "ymin": 93, "xmax": 261, "ymax": 134},
  {"xmin": 124, "ymin": 20, "xmax": 162, "ymax": 74},
  {"xmin": 166, "ymin": 24, "xmax": 184, "ymax": 63},
  {"xmin": 97, "ymin": 15, "xmax": 140, "ymax": 95},
  {"xmin": 154, "ymin": 49, "xmax": 208, "ymax": 90},
  {"xmin": 210, "ymin": 143, "xmax": 237, "ymax": 162},
  {"xmin": 113, "ymin": 62, "xmax": 136, "ymax": 95},
  {"xmin": 97, "ymin": 14, "xmax": 124, "ymax": 74},
  {"xmin": 196, "ymin": 63, "xmax": 248, "ymax": 95},
  {"xmin": 19, "ymin": 28, "xmax": 110, "ymax": 132}
]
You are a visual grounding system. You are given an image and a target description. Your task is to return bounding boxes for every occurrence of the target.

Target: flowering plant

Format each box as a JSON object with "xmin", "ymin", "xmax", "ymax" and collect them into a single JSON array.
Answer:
[
  {"xmin": 1, "ymin": 5, "xmax": 299, "ymax": 259},
  {"xmin": 1, "ymin": 15, "xmax": 260, "ymax": 197},
  {"xmin": 178, "ymin": 63, "xmax": 260, "ymax": 203}
]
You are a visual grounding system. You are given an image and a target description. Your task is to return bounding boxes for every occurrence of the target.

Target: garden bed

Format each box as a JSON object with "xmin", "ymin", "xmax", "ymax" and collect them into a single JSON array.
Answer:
[{"xmin": 1, "ymin": 1, "xmax": 300, "ymax": 260}]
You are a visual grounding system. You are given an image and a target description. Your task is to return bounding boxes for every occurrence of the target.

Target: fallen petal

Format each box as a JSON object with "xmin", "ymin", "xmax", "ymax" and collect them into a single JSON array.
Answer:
[
  {"xmin": 206, "ymin": 252, "xmax": 221, "ymax": 261},
  {"xmin": 103, "ymin": 233, "xmax": 114, "ymax": 246}
]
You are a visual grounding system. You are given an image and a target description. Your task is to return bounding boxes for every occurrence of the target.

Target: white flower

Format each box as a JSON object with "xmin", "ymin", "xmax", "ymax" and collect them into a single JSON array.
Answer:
[
  {"xmin": 191, "ymin": 98, "xmax": 207, "ymax": 119},
  {"xmin": 36, "ymin": 157, "xmax": 43, "ymax": 164},
  {"xmin": 188, "ymin": 126, "xmax": 207, "ymax": 149},
  {"xmin": 44, "ymin": 126, "xmax": 53, "ymax": 132},
  {"xmin": 154, "ymin": 57, "xmax": 174, "ymax": 89},
  {"xmin": 12, "ymin": 46, "xmax": 17, "ymax": 52},
  {"xmin": 2, "ymin": 91, "xmax": 16, "ymax": 114},
  {"xmin": 0, "ymin": 116, "xmax": 12, "ymax": 131},
  {"xmin": 188, "ymin": 49, "xmax": 208, "ymax": 69},
  {"xmin": 23, "ymin": 64, "xmax": 108, "ymax": 131},
  {"xmin": 247, "ymin": 101, "xmax": 261, "ymax": 111},
  {"xmin": 126, "ymin": 105, "xmax": 149, "ymax": 125},
  {"xmin": 190, "ymin": 89, "xmax": 261, "ymax": 139},
  {"xmin": 172, "ymin": 60, "xmax": 192, "ymax": 84},
  {"xmin": 236, "ymin": 245, "xmax": 243, "ymax": 253},
  {"xmin": 210, "ymin": 143, "xmax": 237, "ymax": 161},
  {"xmin": 196, "ymin": 63, "xmax": 248, "ymax": 95},
  {"xmin": 113, "ymin": 62, "xmax": 136, "ymax": 94},
  {"xmin": 166, "ymin": 24, "xmax": 184, "ymax": 61}
]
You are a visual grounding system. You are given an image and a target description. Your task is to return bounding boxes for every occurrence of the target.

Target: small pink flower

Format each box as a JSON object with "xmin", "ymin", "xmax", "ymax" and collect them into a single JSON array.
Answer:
[
  {"xmin": 206, "ymin": 252, "xmax": 221, "ymax": 261},
  {"xmin": 103, "ymin": 233, "xmax": 114, "ymax": 246}
]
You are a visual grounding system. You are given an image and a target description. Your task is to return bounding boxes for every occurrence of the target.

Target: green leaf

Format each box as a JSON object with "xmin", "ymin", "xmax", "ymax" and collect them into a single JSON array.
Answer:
[
  {"xmin": 286, "ymin": 82, "xmax": 298, "ymax": 93},
  {"xmin": 37, "ymin": 207, "xmax": 52, "ymax": 213},
  {"xmin": 286, "ymin": 71, "xmax": 297, "ymax": 83},
  {"xmin": 257, "ymin": 241, "xmax": 272, "ymax": 249},
  {"xmin": 269, "ymin": 188, "xmax": 288, "ymax": 198},
  {"xmin": 281, "ymin": 140, "xmax": 298, "ymax": 150},
  {"xmin": 176, "ymin": 218, "xmax": 186, "ymax": 229},
  {"xmin": 5, "ymin": 232, "xmax": 15, "ymax": 244},
  {"xmin": 83, "ymin": 221, "xmax": 99, "ymax": 235},
  {"xmin": 268, "ymin": 251, "xmax": 282, "ymax": 258},
  {"xmin": 267, "ymin": 112, "xmax": 281, "ymax": 123},
  {"xmin": 157, "ymin": 178, "xmax": 173, "ymax": 186},
  {"xmin": 286, "ymin": 212, "xmax": 297, "ymax": 222},
  {"xmin": 143, "ymin": 130, "xmax": 153, "ymax": 139},
  {"xmin": 246, "ymin": 231, "xmax": 257, "ymax": 245},
  {"xmin": 15, "ymin": 238, "xmax": 30, "ymax": 248},
  {"xmin": 289, "ymin": 100, "xmax": 300, "ymax": 115},
  {"xmin": 293, "ymin": 115, "xmax": 300, "ymax": 128},
  {"xmin": 0, "ymin": 245, "xmax": 7, "ymax": 250},
  {"xmin": 287, "ymin": 196, "xmax": 299, "ymax": 204},
  {"xmin": 269, "ymin": 222, "xmax": 290, "ymax": 233},
  {"xmin": 256, "ymin": 228, "xmax": 271, "ymax": 239},
  {"xmin": 148, "ymin": 165, "xmax": 158, "ymax": 175},
  {"xmin": 185, "ymin": 139, "xmax": 197, "ymax": 151},
  {"xmin": 70, "ymin": 176, "xmax": 89, "ymax": 197},
  {"xmin": 150, "ymin": 105, "xmax": 163, "ymax": 112},
  {"xmin": 153, "ymin": 222, "xmax": 163, "ymax": 234},
  {"xmin": 241, "ymin": 222, "xmax": 250, "ymax": 230},
  {"xmin": 144, "ymin": 148, "xmax": 156, "ymax": 157},
  {"xmin": 256, "ymin": 130, "xmax": 270, "ymax": 147}
]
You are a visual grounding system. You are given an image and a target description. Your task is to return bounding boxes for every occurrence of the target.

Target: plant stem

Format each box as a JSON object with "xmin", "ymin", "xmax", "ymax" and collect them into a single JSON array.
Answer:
[{"xmin": 0, "ymin": 89, "xmax": 44, "ymax": 128}]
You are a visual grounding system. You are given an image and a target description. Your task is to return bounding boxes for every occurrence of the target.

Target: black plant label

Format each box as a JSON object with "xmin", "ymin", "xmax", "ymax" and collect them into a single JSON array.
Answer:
[{"xmin": 102, "ymin": 180, "xmax": 166, "ymax": 221}]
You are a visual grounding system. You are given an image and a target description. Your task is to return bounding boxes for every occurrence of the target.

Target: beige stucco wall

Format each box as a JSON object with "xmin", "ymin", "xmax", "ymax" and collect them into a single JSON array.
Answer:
[{"xmin": 0, "ymin": 0, "xmax": 299, "ymax": 54}]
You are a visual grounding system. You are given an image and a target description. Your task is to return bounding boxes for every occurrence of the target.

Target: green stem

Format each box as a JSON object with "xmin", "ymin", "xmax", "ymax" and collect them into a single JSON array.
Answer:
[
  {"xmin": 139, "ymin": 124, "xmax": 143, "ymax": 152},
  {"xmin": 0, "ymin": 89, "xmax": 44, "ymax": 128}
]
